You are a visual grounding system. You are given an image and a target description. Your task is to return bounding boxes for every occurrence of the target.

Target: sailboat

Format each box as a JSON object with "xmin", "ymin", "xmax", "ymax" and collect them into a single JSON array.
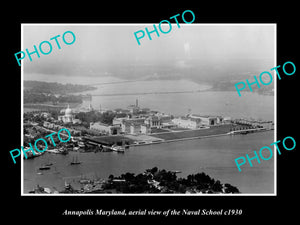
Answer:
[
  {"xmin": 53, "ymin": 166, "xmax": 60, "ymax": 174},
  {"xmin": 70, "ymin": 156, "xmax": 81, "ymax": 165}
]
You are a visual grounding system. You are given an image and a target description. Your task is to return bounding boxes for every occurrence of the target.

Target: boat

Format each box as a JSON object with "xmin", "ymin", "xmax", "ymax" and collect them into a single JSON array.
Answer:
[
  {"xmin": 102, "ymin": 145, "xmax": 113, "ymax": 152},
  {"xmin": 73, "ymin": 147, "xmax": 80, "ymax": 151},
  {"xmin": 78, "ymin": 142, "xmax": 85, "ymax": 148},
  {"xmin": 70, "ymin": 156, "xmax": 81, "ymax": 165},
  {"xmin": 111, "ymin": 145, "xmax": 125, "ymax": 153},
  {"xmin": 53, "ymin": 166, "xmax": 60, "ymax": 174},
  {"xmin": 39, "ymin": 165, "xmax": 51, "ymax": 170}
]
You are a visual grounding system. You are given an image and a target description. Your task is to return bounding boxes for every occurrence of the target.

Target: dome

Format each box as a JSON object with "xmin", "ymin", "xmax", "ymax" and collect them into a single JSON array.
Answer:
[{"xmin": 65, "ymin": 105, "xmax": 72, "ymax": 116}]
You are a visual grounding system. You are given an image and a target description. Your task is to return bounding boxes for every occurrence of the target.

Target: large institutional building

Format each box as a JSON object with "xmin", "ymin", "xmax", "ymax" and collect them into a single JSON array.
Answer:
[
  {"xmin": 90, "ymin": 122, "xmax": 121, "ymax": 135},
  {"xmin": 172, "ymin": 114, "xmax": 224, "ymax": 129},
  {"xmin": 58, "ymin": 105, "xmax": 77, "ymax": 124},
  {"xmin": 87, "ymin": 99, "xmax": 226, "ymax": 136},
  {"xmin": 89, "ymin": 100, "xmax": 172, "ymax": 135}
]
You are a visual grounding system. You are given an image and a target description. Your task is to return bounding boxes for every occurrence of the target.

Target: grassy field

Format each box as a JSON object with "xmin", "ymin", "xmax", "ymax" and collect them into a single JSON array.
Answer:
[{"xmin": 149, "ymin": 124, "xmax": 235, "ymax": 141}]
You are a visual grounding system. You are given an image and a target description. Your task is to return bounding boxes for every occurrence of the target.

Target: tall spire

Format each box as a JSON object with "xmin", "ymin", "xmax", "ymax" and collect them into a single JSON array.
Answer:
[{"xmin": 88, "ymin": 103, "xmax": 93, "ymax": 111}]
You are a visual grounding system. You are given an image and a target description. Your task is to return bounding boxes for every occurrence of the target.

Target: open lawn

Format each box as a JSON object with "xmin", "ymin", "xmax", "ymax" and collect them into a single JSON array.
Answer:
[
  {"xmin": 150, "ymin": 128, "xmax": 170, "ymax": 133},
  {"xmin": 150, "ymin": 124, "xmax": 235, "ymax": 141}
]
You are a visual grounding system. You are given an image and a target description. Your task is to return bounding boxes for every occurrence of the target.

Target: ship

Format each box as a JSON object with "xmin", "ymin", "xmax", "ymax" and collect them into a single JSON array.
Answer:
[{"xmin": 78, "ymin": 142, "xmax": 85, "ymax": 148}]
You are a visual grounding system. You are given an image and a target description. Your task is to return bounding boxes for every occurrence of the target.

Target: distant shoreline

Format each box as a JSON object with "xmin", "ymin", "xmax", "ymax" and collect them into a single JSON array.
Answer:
[{"xmin": 23, "ymin": 102, "xmax": 82, "ymax": 112}]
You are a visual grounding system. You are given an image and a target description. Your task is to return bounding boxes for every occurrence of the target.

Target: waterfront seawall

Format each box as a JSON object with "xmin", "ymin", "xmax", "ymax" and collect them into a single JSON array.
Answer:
[{"xmin": 129, "ymin": 127, "xmax": 273, "ymax": 147}]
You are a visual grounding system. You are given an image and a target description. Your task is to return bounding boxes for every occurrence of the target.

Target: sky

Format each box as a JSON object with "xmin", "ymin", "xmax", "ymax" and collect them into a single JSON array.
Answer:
[{"xmin": 23, "ymin": 24, "xmax": 275, "ymax": 81}]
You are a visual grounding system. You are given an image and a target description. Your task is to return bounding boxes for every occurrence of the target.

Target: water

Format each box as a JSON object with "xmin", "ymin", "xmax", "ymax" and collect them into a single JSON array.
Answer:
[
  {"xmin": 23, "ymin": 131, "xmax": 274, "ymax": 194},
  {"xmin": 24, "ymin": 74, "xmax": 274, "ymax": 120},
  {"xmin": 23, "ymin": 74, "xmax": 275, "ymax": 194},
  {"xmin": 75, "ymin": 79, "xmax": 273, "ymax": 120}
]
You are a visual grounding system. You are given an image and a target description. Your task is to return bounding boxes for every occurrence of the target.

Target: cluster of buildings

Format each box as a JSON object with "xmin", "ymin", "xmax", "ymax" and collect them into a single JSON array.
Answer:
[
  {"xmin": 89, "ymin": 99, "xmax": 229, "ymax": 135},
  {"xmin": 43, "ymin": 121, "xmax": 82, "ymax": 136},
  {"xmin": 90, "ymin": 100, "xmax": 172, "ymax": 135},
  {"xmin": 33, "ymin": 99, "xmax": 230, "ymax": 137}
]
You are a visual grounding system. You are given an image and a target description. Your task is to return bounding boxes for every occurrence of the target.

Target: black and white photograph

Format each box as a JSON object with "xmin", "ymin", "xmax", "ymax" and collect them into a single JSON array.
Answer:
[
  {"xmin": 4, "ymin": 4, "xmax": 298, "ymax": 223},
  {"xmin": 21, "ymin": 24, "xmax": 275, "ymax": 195}
]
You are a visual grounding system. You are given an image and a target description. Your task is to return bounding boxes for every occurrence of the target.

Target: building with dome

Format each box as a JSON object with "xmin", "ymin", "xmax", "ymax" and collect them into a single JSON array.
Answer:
[{"xmin": 58, "ymin": 105, "xmax": 79, "ymax": 124}]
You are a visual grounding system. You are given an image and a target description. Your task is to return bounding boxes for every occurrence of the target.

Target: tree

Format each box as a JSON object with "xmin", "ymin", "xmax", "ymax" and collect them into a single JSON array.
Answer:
[
  {"xmin": 224, "ymin": 183, "xmax": 240, "ymax": 193},
  {"xmin": 108, "ymin": 174, "xmax": 114, "ymax": 181},
  {"xmin": 150, "ymin": 167, "xmax": 158, "ymax": 174},
  {"xmin": 178, "ymin": 184, "xmax": 187, "ymax": 193},
  {"xmin": 211, "ymin": 180, "xmax": 223, "ymax": 192},
  {"xmin": 122, "ymin": 172, "xmax": 135, "ymax": 182}
]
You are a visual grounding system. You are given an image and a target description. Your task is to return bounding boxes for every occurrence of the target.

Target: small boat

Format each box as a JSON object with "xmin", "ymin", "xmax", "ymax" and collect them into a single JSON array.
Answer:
[
  {"xmin": 78, "ymin": 142, "xmax": 85, "ymax": 148},
  {"xmin": 102, "ymin": 145, "xmax": 113, "ymax": 152},
  {"xmin": 73, "ymin": 147, "xmax": 80, "ymax": 151},
  {"xmin": 70, "ymin": 156, "xmax": 81, "ymax": 165},
  {"xmin": 39, "ymin": 165, "xmax": 51, "ymax": 170},
  {"xmin": 111, "ymin": 145, "xmax": 125, "ymax": 153},
  {"xmin": 53, "ymin": 166, "xmax": 60, "ymax": 174}
]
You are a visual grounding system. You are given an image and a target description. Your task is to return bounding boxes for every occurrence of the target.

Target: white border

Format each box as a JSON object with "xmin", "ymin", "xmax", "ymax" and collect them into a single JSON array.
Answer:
[{"xmin": 21, "ymin": 23, "xmax": 277, "ymax": 196}]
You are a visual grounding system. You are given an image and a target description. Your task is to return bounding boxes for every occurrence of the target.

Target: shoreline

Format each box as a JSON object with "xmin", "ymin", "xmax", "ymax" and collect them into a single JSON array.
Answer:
[{"xmin": 129, "ymin": 128, "xmax": 272, "ymax": 148}]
